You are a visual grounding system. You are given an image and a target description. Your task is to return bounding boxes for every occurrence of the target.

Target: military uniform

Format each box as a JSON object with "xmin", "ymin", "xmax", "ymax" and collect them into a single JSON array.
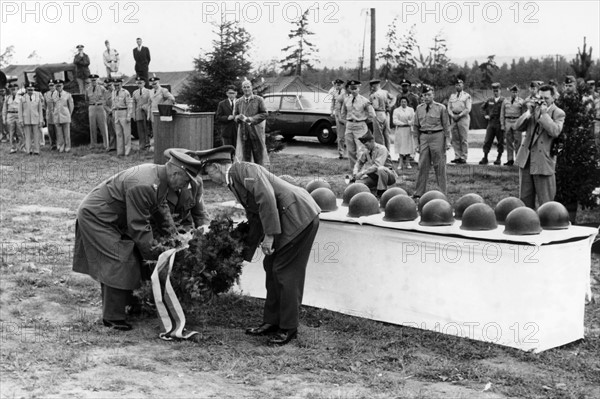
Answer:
[
  {"xmin": 480, "ymin": 83, "xmax": 506, "ymax": 164},
  {"xmin": 413, "ymin": 88, "xmax": 451, "ymax": 197},
  {"xmin": 103, "ymin": 46, "xmax": 119, "ymax": 78},
  {"xmin": 86, "ymin": 76, "xmax": 109, "ymax": 149},
  {"xmin": 148, "ymin": 80, "xmax": 175, "ymax": 115},
  {"xmin": 132, "ymin": 82, "xmax": 152, "ymax": 150},
  {"xmin": 19, "ymin": 84, "xmax": 44, "ymax": 155},
  {"xmin": 73, "ymin": 45, "xmax": 90, "ymax": 93},
  {"xmin": 340, "ymin": 80, "xmax": 376, "ymax": 170},
  {"xmin": 0, "ymin": 90, "xmax": 6, "ymax": 142},
  {"xmin": 3, "ymin": 86, "xmax": 24, "ymax": 153},
  {"xmin": 369, "ymin": 80, "xmax": 392, "ymax": 150},
  {"xmin": 103, "ymin": 80, "xmax": 116, "ymax": 151},
  {"xmin": 329, "ymin": 80, "xmax": 346, "ymax": 158},
  {"xmin": 448, "ymin": 84, "xmax": 471, "ymax": 162},
  {"xmin": 43, "ymin": 84, "xmax": 57, "ymax": 149},
  {"xmin": 500, "ymin": 86, "xmax": 525, "ymax": 164},
  {"xmin": 353, "ymin": 132, "xmax": 397, "ymax": 192},
  {"xmin": 52, "ymin": 83, "xmax": 74, "ymax": 152},
  {"xmin": 111, "ymin": 82, "xmax": 133, "ymax": 156}
]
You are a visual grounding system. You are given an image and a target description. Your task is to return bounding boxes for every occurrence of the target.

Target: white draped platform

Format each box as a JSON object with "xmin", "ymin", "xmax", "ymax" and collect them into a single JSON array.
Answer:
[{"xmin": 232, "ymin": 200, "xmax": 597, "ymax": 352}]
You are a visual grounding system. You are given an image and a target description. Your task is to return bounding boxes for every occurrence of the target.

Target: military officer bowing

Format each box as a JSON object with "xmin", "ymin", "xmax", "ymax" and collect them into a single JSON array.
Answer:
[
  {"xmin": 73, "ymin": 150, "xmax": 203, "ymax": 331},
  {"xmin": 200, "ymin": 145, "xmax": 321, "ymax": 345}
]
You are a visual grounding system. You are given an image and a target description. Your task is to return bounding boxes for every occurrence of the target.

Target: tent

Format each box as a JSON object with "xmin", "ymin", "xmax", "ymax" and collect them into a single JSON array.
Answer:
[{"xmin": 259, "ymin": 76, "xmax": 327, "ymax": 95}]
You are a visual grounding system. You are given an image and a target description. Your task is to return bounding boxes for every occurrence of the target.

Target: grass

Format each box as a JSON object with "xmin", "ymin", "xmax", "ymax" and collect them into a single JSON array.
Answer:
[{"xmin": 1, "ymin": 141, "xmax": 599, "ymax": 398}]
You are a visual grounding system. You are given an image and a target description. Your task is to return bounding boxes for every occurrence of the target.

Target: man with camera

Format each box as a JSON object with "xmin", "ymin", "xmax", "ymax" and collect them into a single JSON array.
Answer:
[{"xmin": 514, "ymin": 85, "xmax": 565, "ymax": 209}]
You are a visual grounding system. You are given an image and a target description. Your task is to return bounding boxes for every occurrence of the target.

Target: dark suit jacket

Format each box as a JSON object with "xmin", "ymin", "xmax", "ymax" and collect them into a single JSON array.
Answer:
[
  {"xmin": 515, "ymin": 103, "xmax": 565, "ymax": 175},
  {"xmin": 133, "ymin": 46, "xmax": 151, "ymax": 71},
  {"xmin": 216, "ymin": 98, "xmax": 237, "ymax": 141},
  {"xmin": 227, "ymin": 162, "xmax": 320, "ymax": 255}
]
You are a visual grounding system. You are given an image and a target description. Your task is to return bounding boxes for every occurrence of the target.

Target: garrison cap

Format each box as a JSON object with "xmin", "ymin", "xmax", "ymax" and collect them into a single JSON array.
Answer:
[
  {"xmin": 509, "ymin": 84, "xmax": 519, "ymax": 92},
  {"xmin": 358, "ymin": 131, "xmax": 375, "ymax": 143},
  {"xmin": 564, "ymin": 75, "xmax": 576, "ymax": 84},
  {"xmin": 491, "ymin": 82, "xmax": 501, "ymax": 89},
  {"xmin": 369, "ymin": 79, "xmax": 381, "ymax": 85},
  {"xmin": 399, "ymin": 78, "xmax": 411, "ymax": 86},
  {"xmin": 195, "ymin": 145, "xmax": 236, "ymax": 165},
  {"xmin": 167, "ymin": 149, "xmax": 204, "ymax": 178},
  {"xmin": 89, "ymin": 74, "xmax": 99, "ymax": 79},
  {"xmin": 333, "ymin": 78, "xmax": 344, "ymax": 84}
]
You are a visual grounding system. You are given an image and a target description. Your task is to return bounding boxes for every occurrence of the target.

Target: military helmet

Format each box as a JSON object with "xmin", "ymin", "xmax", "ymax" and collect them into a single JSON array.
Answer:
[
  {"xmin": 342, "ymin": 183, "xmax": 371, "ymax": 206},
  {"xmin": 460, "ymin": 203, "xmax": 498, "ymax": 231},
  {"xmin": 306, "ymin": 179, "xmax": 331, "ymax": 193},
  {"xmin": 379, "ymin": 187, "xmax": 409, "ymax": 209},
  {"xmin": 495, "ymin": 197, "xmax": 526, "ymax": 224},
  {"xmin": 503, "ymin": 207, "xmax": 542, "ymax": 235},
  {"xmin": 454, "ymin": 193, "xmax": 485, "ymax": 219},
  {"xmin": 383, "ymin": 195, "xmax": 418, "ymax": 222},
  {"xmin": 310, "ymin": 187, "xmax": 338, "ymax": 212},
  {"xmin": 537, "ymin": 201, "xmax": 570, "ymax": 230},
  {"xmin": 418, "ymin": 190, "xmax": 448, "ymax": 214},
  {"xmin": 419, "ymin": 199, "xmax": 454, "ymax": 226},
  {"xmin": 348, "ymin": 192, "xmax": 380, "ymax": 217}
]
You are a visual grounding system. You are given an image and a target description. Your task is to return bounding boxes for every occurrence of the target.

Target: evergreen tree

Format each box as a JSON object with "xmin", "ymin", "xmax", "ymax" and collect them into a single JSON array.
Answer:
[
  {"xmin": 478, "ymin": 55, "xmax": 499, "ymax": 88},
  {"xmin": 571, "ymin": 37, "xmax": 594, "ymax": 79},
  {"xmin": 279, "ymin": 9, "xmax": 319, "ymax": 76}
]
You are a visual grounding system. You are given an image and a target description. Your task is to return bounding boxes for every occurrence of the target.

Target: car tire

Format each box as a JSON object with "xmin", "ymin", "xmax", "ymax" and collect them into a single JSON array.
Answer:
[{"xmin": 315, "ymin": 121, "xmax": 336, "ymax": 145}]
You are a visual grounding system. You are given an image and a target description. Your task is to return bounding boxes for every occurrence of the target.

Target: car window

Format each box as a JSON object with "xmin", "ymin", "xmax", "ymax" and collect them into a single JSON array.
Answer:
[
  {"xmin": 263, "ymin": 96, "xmax": 281, "ymax": 112},
  {"xmin": 280, "ymin": 96, "xmax": 302, "ymax": 111},
  {"xmin": 299, "ymin": 93, "xmax": 331, "ymax": 111}
]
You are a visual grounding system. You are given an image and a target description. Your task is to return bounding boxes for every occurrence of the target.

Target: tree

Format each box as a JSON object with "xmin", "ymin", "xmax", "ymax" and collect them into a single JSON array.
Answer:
[
  {"xmin": 377, "ymin": 17, "xmax": 399, "ymax": 80},
  {"xmin": 279, "ymin": 8, "xmax": 319, "ymax": 76},
  {"xmin": 478, "ymin": 55, "xmax": 499, "ymax": 88},
  {"xmin": 178, "ymin": 18, "xmax": 252, "ymax": 112},
  {"xmin": 570, "ymin": 36, "xmax": 594, "ymax": 79},
  {"xmin": 415, "ymin": 31, "xmax": 454, "ymax": 88},
  {"xmin": 393, "ymin": 24, "xmax": 418, "ymax": 79},
  {"xmin": 0, "ymin": 45, "xmax": 15, "ymax": 68}
]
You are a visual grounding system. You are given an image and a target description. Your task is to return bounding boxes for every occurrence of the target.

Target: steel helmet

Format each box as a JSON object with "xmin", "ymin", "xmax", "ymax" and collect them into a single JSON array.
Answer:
[
  {"xmin": 348, "ymin": 192, "xmax": 380, "ymax": 217},
  {"xmin": 454, "ymin": 193, "xmax": 485, "ymax": 219},
  {"xmin": 537, "ymin": 201, "xmax": 570, "ymax": 230},
  {"xmin": 503, "ymin": 207, "xmax": 542, "ymax": 235},
  {"xmin": 383, "ymin": 195, "xmax": 418, "ymax": 222},
  {"xmin": 460, "ymin": 203, "xmax": 498, "ymax": 231},
  {"xmin": 342, "ymin": 183, "xmax": 371, "ymax": 206},
  {"xmin": 306, "ymin": 179, "xmax": 331, "ymax": 193},
  {"xmin": 419, "ymin": 199, "xmax": 454, "ymax": 226},
  {"xmin": 310, "ymin": 187, "xmax": 338, "ymax": 212},
  {"xmin": 418, "ymin": 190, "xmax": 448, "ymax": 214},
  {"xmin": 495, "ymin": 197, "xmax": 526, "ymax": 224},
  {"xmin": 379, "ymin": 187, "xmax": 409, "ymax": 209}
]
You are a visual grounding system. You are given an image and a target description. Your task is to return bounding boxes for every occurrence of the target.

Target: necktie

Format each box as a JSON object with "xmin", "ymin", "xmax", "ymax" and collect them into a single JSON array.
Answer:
[
  {"xmin": 29, "ymin": 94, "xmax": 32, "ymax": 101},
  {"xmin": 352, "ymin": 95, "xmax": 356, "ymax": 105},
  {"xmin": 230, "ymin": 100, "xmax": 233, "ymax": 108},
  {"xmin": 59, "ymin": 92, "xmax": 61, "ymax": 99},
  {"xmin": 93, "ymin": 85, "xmax": 96, "ymax": 94},
  {"xmin": 139, "ymin": 89, "xmax": 142, "ymax": 96},
  {"xmin": 511, "ymin": 99, "xmax": 515, "ymax": 104},
  {"xmin": 12, "ymin": 95, "xmax": 15, "ymax": 101},
  {"xmin": 426, "ymin": 104, "xmax": 430, "ymax": 113}
]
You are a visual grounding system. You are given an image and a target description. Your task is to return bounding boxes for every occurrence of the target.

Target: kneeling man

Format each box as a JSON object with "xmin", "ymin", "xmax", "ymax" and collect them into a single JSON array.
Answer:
[{"xmin": 353, "ymin": 131, "xmax": 397, "ymax": 197}]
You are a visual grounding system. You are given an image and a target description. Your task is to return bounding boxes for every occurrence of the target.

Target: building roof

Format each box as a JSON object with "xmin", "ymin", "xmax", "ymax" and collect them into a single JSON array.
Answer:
[
  {"xmin": 123, "ymin": 71, "xmax": 194, "ymax": 97},
  {"xmin": 259, "ymin": 76, "xmax": 326, "ymax": 95}
]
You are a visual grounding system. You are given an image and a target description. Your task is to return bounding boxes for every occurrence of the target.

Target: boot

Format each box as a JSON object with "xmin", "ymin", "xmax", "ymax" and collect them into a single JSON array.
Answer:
[
  {"xmin": 493, "ymin": 154, "xmax": 502, "ymax": 165},
  {"xmin": 479, "ymin": 154, "xmax": 488, "ymax": 165}
]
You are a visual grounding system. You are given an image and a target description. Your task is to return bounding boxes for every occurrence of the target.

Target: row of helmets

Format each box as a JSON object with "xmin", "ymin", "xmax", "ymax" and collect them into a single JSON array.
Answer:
[{"xmin": 304, "ymin": 180, "xmax": 571, "ymax": 235}]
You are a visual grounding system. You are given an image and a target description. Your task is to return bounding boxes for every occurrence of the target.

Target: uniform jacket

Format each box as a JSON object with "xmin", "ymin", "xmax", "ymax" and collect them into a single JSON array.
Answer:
[
  {"xmin": 227, "ymin": 162, "xmax": 320, "ymax": 255},
  {"xmin": 52, "ymin": 90, "xmax": 74, "ymax": 124},
  {"xmin": 170, "ymin": 178, "xmax": 208, "ymax": 228},
  {"xmin": 86, "ymin": 84, "xmax": 107, "ymax": 106},
  {"xmin": 514, "ymin": 104, "xmax": 565, "ymax": 175},
  {"xmin": 3, "ymin": 93, "xmax": 21, "ymax": 121},
  {"xmin": 149, "ymin": 86, "xmax": 175, "ymax": 114},
  {"xmin": 103, "ymin": 88, "xmax": 113, "ymax": 115},
  {"xmin": 73, "ymin": 52, "xmax": 91, "ymax": 79},
  {"xmin": 19, "ymin": 91, "xmax": 44, "ymax": 124},
  {"xmin": 414, "ymin": 101, "xmax": 451, "ymax": 142},
  {"xmin": 73, "ymin": 164, "xmax": 171, "ymax": 290},
  {"xmin": 500, "ymin": 96, "xmax": 525, "ymax": 129},
  {"xmin": 43, "ymin": 90, "xmax": 55, "ymax": 124},
  {"xmin": 112, "ymin": 88, "xmax": 133, "ymax": 119},
  {"xmin": 354, "ymin": 142, "xmax": 397, "ymax": 175},
  {"xmin": 448, "ymin": 90, "xmax": 472, "ymax": 118},
  {"xmin": 132, "ymin": 87, "xmax": 152, "ymax": 121},
  {"xmin": 482, "ymin": 96, "xmax": 505, "ymax": 124},
  {"xmin": 133, "ymin": 46, "xmax": 151, "ymax": 71},
  {"xmin": 340, "ymin": 94, "xmax": 376, "ymax": 121},
  {"xmin": 103, "ymin": 48, "xmax": 119, "ymax": 72},
  {"xmin": 215, "ymin": 98, "xmax": 237, "ymax": 141}
]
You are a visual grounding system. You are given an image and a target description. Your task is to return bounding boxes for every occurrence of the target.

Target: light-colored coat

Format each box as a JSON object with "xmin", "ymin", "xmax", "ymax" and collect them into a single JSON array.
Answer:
[
  {"xmin": 132, "ymin": 87, "xmax": 152, "ymax": 121},
  {"xmin": 52, "ymin": 90, "xmax": 74, "ymax": 124},
  {"xmin": 19, "ymin": 91, "xmax": 44, "ymax": 124}
]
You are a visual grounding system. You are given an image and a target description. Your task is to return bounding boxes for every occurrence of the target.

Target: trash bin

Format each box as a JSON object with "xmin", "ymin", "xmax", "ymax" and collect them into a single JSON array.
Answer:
[{"xmin": 153, "ymin": 108, "xmax": 214, "ymax": 164}]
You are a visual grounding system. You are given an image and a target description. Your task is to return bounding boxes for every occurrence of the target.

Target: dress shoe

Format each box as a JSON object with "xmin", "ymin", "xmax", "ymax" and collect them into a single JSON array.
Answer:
[
  {"xmin": 504, "ymin": 160, "xmax": 514, "ymax": 166},
  {"xmin": 268, "ymin": 328, "xmax": 298, "ymax": 345},
  {"xmin": 478, "ymin": 157, "xmax": 488, "ymax": 165},
  {"xmin": 456, "ymin": 159, "xmax": 467, "ymax": 164},
  {"xmin": 493, "ymin": 159, "xmax": 501, "ymax": 165},
  {"xmin": 102, "ymin": 319, "xmax": 132, "ymax": 331},
  {"xmin": 450, "ymin": 158, "xmax": 460, "ymax": 163},
  {"xmin": 245, "ymin": 323, "xmax": 279, "ymax": 336}
]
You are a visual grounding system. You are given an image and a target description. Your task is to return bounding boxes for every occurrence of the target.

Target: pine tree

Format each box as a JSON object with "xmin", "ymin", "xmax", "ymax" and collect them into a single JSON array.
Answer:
[
  {"xmin": 570, "ymin": 37, "xmax": 594, "ymax": 79},
  {"xmin": 478, "ymin": 55, "xmax": 499, "ymax": 88},
  {"xmin": 279, "ymin": 9, "xmax": 319, "ymax": 76}
]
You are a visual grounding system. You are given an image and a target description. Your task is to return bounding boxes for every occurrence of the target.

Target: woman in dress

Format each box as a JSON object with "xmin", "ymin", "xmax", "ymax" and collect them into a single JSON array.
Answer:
[{"xmin": 392, "ymin": 97, "xmax": 415, "ymax": 170}]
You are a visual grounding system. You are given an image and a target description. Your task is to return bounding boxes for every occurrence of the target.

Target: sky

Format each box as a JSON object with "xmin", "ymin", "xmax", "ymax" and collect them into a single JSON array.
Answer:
[{"xmin": 1, "ymin": 0, "xmax": 599, "ymax": 76}]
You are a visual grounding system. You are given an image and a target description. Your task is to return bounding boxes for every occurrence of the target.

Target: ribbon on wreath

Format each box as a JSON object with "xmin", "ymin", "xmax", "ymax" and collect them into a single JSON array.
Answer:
[{"xmin": 151, "ymin": 247, "xmax": 199, "ymax": 341}]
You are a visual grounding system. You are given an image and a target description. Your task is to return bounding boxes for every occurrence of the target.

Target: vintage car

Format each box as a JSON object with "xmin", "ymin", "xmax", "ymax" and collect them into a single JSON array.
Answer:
[{"xmin": 263, "ymin": 92, "xmax": 337, "ymax": 145}]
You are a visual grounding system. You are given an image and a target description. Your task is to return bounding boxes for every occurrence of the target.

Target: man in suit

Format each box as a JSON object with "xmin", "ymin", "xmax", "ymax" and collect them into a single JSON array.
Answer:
[
  {"xmin": 52, "ymin": 79, "xmax": 74, "ymax": 153},
  {"xmin": 215, "ymin": 85, "xmax": 238, "ymax": 147},
  {"xmin": 85, "ymin": 74, "xmax": 109, "ymax": 149},
  {"xmin": 514, "ymin": 85, "xmax": 565, "ymax": 209},
  {"xmin": 133, "ymin": 38, "xmax": 151, "ymax": 86},
  {"xmin": 19, "ymin": 82, "xmax": 44, "ymax": 155},
  {"xmin": 132, "ymin": 77, "xmax": 152, "ymax": 151},
  {"xmin": 73, "ymin": 150, "xmax": 202, "ymax": 331},
  {"xmin": 201, "ymin": 145, "xmax": 321, "ymax": 346},
  {"xmin": 73, "ymin": 44, "xmax": 90, "ymax": 93},
  {"xmin": 234, "ymin": 80, "xmax": 268, "ymax": 166}
]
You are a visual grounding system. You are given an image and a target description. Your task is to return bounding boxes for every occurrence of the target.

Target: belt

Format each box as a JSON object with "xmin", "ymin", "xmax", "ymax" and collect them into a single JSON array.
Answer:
[
  {"xmin": 452, "ymin": 111, "xmax": 463, "ymax": 115},
  {"xmin": 374, "ymin": 109, "xmax": 386, "ymax": 112},
  {"xmin": 397, "ymin": 124, "xmax": 411, "ymax": 128},
  {"xmin": 505, "ymin": 116, "xmax": 519, "ymax": 119},
  {"xmin": 114, "ymin": 107, "xmax": 128, "ymax": 111},
  {"xmin": 91, "ymin": 102, "xmax": 104, "ymax": 106},
  {"xmin": 420, "ymin": 129, "xmax": 443, "ymax": 134},
  {"xmin": 7, "ymin": 110, "xmax": 18, "ymax": 113},
  {"xmin": 347, "ymin": 119, "xmax": 367, "ymax": 123}
]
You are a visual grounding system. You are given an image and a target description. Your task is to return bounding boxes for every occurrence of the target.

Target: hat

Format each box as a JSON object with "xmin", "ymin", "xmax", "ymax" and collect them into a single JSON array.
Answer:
[
  {"xmin": 509, "ymin": 84, "xmax": 519, "ymax": 92},
  {"xmin": 346, "ymin": 79, "xmax": 361, "ymax": 87},
  {"xmin": 491, "ymin": 82, "xmax": 501, "ymax": 89},
  {"xmin": 529, "ymin": 81, "xmax": 540, "ymax": 88},
  {"xmin": 333, "ymin": 78, "xmax": 344, "ymax": 84},
  {"xmin": 104, "ymin": 78, "xmax": 113, "ymax": 83},
  {"xmin": 369, "ymin": 79, "xmax": 381, "ymax": 85},
  {"xmin": 167, "ymin": 149, "xmax": 204, "ymax": 178},
  {"xmin": 113, "ymin": 78, "xmax": 123, "ymax": 83},
  {"xmin": 135, "ymin": 76, "xmax": 145, "ymax": 83},
  {"xmin": 548, "ymin": 79, "xmax": 557, "ymax": 86},
  {"xmin": 149, "ymin": 77, "xmax": 160, "ymax": 83},
  {"xmin": 421, "ymin": 85, "xmax": 433, "ymax": 94},
  {"xmin": 358, "ymin": 131, "xmax": 375, "ymax": 143},
  {"xmin": 586, "ymin": 79, "xmax": 596, "ymax": 85},
  {"xmin": 76, "ymin": 44, "xmax": 84, "ymax": 49},
  {"xmin": 54, "ymin": 79, "xmax": 64, "ymax": 85},
  {"xmin": 564, "ymin": 75, "xmax": 576, "ymax": 84},
  {"xmin": 454, "ymin": 78, "xmax": 464, "ymax": 84},
  {"xmin": 48, "ymin": 79, "xmax": 55, "ymax": 85},
  {"xmin": 399, "ymin": 78, "xmax": 411, "ymax": 86},
  {"xmin": 25, "ymin": 82, "xmax": 35, "ymax": 89},
  {"xmin": 194, "ymin": 145, "xmax": 236, "ymax": 165},
  {"xmin": 89, "ymin": 74, "xmax": 99, "ymax": 79},
  {"xmin": 9, "ymin": 83, "xmax": 18, "ymax": 89}
]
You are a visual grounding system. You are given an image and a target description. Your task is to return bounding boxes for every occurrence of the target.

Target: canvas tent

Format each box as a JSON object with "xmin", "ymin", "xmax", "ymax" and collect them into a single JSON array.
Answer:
[{"xmin": 259, "ymin": 76, "xmax": 327, "ymax": 95}]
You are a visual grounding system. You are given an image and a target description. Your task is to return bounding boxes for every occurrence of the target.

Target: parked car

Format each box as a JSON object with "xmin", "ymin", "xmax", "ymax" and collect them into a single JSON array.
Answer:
[{"xmin": 263, "ymin": 92, "xmax": 337, "ymax": 145}]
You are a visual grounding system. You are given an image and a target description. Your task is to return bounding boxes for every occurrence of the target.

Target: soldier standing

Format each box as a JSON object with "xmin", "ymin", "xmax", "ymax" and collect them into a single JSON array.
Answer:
[
  {"xmin": 369, "ymin": 79, "xmax": 392, "ymax": 150},
  {"xmin": 340, "ymin": 80, "xmax": 376, "ymax": 170},
  {"xmin": 73, "ymin": 45, "xmax": 91, "ymax": 93},
  {"xmin": 329, "ymin": 78, "xmax": 346, "ymax": 159},
  {"xmin": 480, "ymin": 83, "xmax": 506, "ymax": 165},
  {"xmin": 448, "ymin": 78, "xmax": 471, "ymax": 164},
  {"xmin": 111, "ymin": 78, "xmax": 133, "ymax": 156},
  {"xmin": 43, "ymin": 80, "xmax": 57, "ymax": 150},
  {"xmin": 103, "ymin": 78, "xmax": 116, "ymax": 151},
  {"xmin": 500, "ymin": 84, "xmax": 525, "ymax": 166},
  {"xmin": 86, "ymin": 74, "xmax": 109, "ymax": 149},
  {"xmin": 52, "ymin": 80, "xmax": 74, "ymax": 153},
  {"xmin": 3, "ymin": 84, "xmax": 24, "ymax": 153},
  {"xmin": 19, "ymin": 82, "xmax": 44, "ymax": 155},
  {"xmin": 103, "ymin": 40, "xmax": 120, "ymax": 78},
  {"xmin": 148, "ymin": 77, "xmax": 175, "ymax": 129},
  {"xmin": 0, "ymin": 88, "xmax": 7, "ymax": 143},
  {"xmin": 132, "ymin": 77, "xmax": 152, "ymax": 151}
]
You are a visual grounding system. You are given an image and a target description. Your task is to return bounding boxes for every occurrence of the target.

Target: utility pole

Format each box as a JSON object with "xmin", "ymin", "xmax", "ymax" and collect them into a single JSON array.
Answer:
[
  {"xmin": 358, "ymin": 9, "xmax": 368, "ymax": 80},
  {"xmin": 369, "ymin": 8, "xmax": 376, "ymax": 80}
]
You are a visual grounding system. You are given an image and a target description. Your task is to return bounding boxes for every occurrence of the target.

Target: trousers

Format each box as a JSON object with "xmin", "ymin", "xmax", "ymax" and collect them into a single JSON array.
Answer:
[
  {"xmin": 450, "ymin": 116, "xmax": 470, "ymax": 160},
  {"xmin": 415, "ymin": 132, "xmax": 447, "ymax": 196}
]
